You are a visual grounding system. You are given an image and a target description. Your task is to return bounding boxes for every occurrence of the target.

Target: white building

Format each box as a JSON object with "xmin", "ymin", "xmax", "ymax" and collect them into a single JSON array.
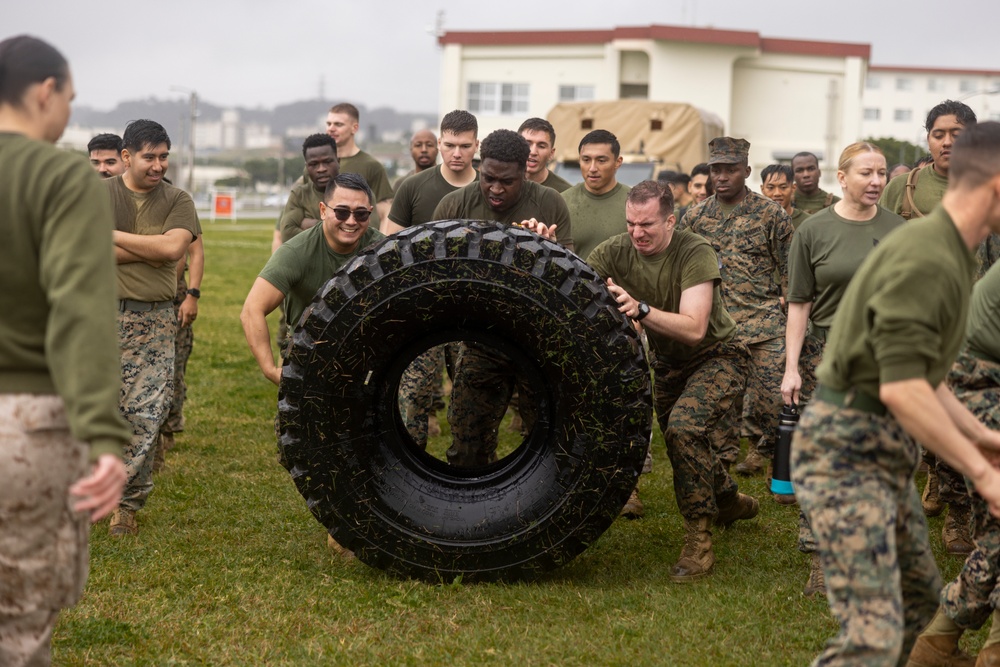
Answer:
[
  {"xmin": 861, "ymin": 65, "xmax": 1000, "ymax": 152},
  {"xmin": 438, "ymin": 25, "xmax": 870, "ymax": 182}
]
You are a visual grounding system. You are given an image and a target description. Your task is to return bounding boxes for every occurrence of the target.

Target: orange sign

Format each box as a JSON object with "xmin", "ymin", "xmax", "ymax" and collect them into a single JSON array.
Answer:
[{"xmin": 214, "ymin": 194, "xmax": 233, "ymax": 216}]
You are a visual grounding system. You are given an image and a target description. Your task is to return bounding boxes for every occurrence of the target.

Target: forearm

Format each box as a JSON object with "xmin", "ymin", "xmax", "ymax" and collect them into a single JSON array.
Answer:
[
  {"xmin": 382, "ymin": 218, "xmax": 405, "ymax": 236},
  {"xmin": 784, "ymin": 302, "xmax": 811, "ymax": 373},
  {"xmin": 187, "ymin": 236, "xmax": 204, "ymax": 289},
  {"xmin": 114, "ymin": 230, "xmax": 189, "ymax": 262},
  {"xmin": 116, "ymin": 246, "xmax": 154, "ymax": 265},
  {"xmin": 641, "ymin": 309, "xmax": 706, "ymax": 347},
  {"xmin": 936, "ymin": 383, "xmax": 992, "ymax": 445},
  {"xmin": 376, "ymin": 200, "xmax": 392, "ymax": 226},
  {"xmin": 240, "ymin": 305, "xmax": 280, "ymax": 384}
]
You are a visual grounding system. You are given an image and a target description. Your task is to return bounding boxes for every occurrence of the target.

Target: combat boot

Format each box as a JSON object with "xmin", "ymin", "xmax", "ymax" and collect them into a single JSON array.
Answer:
[
  {"xmin": 670, "ymin": 518, "xmax": 714, "ymax": 583},
  {"xmin": 109, "ymin": 508, "xmax": 138, "ymax": 537},
  {"xmin": 923, "ymin": 468, "xmax": 944, "ymax": 517},
  {"xmin": 427, "ymin": 413, "xmax": 442, "ymax": 438},
  {"xmin": 327, "ymin": 534, "xmax": 355, "ymax": 559},
  {"xmin": 735, "ymin": 448, "xmax": 764, "ymax": 476},
  {"xmin": 976, "ymin": 643, "xmax": 1000, "ymax": 666},
  {"xmin": 802, "ymin": 553, "xmax": 826, "ymax": 599},
  {"xmin": 943, "ymin": 504, "xmax": 974, "ymax": 555},
  {"xmin": 619, "ymin": 488, "xmax": 644, "ymax": 519},
  {"xmin": 906, "ymin": 633, "xmax": 975, "ymax": 667},
  {"xmin": 714, "ymin": 492, "xmax": 759, "ymax": 528}
]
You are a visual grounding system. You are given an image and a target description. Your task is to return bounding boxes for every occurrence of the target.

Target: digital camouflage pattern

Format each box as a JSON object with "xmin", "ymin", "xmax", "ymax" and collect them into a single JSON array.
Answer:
[
  {"xmin": 743, "ymin": 337, "xmax": 785, "ymax": 459},
  {"xmin": 163, "ymin": 275, "xmax": 193, "ymax": 435},
  {"xmin": 398, "ymin": 345, "xmax": 446, "ymax": 450},
  {"xmin": 978, "ymin": 233, "xmax": 1000, "ymax": 279},
  {"xmin": 118, "ymin": 308, "xmax": 175, "ymax": 512},
  {"xmin": 792, "ymin": 399, "xmax": 941, "ymax": 665},
  {"xmin": 652, "ymin": 340, "xmax": 748, "ymax": 520},
  {"xmin": 940, "ymin": 349, "xmax": 1000, "ymax": 630}
]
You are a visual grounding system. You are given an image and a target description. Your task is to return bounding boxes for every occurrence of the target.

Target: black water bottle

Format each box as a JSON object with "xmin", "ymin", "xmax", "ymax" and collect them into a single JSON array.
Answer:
[{"xmin": 770, "ymin": 404, "xmax": 799, "ymax": 496}]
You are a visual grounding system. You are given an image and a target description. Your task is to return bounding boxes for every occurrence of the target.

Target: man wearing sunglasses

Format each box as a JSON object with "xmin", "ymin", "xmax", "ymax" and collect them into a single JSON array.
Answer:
[{"xmin": 241, "ymin": 173, "xmax": 385, "ymax": 386}]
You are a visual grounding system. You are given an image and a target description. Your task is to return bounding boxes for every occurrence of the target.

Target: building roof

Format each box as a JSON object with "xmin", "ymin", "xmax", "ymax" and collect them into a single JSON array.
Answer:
[
  {"xmin": 869, "ymin": 65, "xmax": 1000, "ymax": 77},
  {"xmin": 439, "ymin": 24, "xmax": 871, "ymax": 59}
]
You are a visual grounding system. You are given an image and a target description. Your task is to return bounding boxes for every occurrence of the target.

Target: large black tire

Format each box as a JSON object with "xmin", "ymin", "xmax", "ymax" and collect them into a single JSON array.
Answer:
[{"xmin": 277, "ymin": 220, "xmax": 651, "ymax": 582}]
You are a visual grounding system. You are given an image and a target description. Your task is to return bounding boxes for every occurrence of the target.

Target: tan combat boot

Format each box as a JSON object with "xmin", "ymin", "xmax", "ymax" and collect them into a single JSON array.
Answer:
[
  {"xmin": 735, "ymin": 448, "xmax": 764, "ymax": 476},
  {"xmin": 923, "ymin": 468, "xmax": 944, "ymax": 517},
  {"xmin": 906, "ymin": 634, "xmax": 975, "ymax": 667},
  {"xmin": 714, "ymin": 492, "xmax": 759, "ymax": 528},
  {"xmin": 943, "ymin": 504, "xmax": 974, "ymax": 556},
  {"xmin": 619, "ymin": 488, "xmax": 644, "ymax": 519},
  {"xmin": 803, "ymin": 553, "xmax": 826, "ymax": 599},
  {"xmin": 109, "ymin": 508, "xmax": 138, "ymax": 537},
  {"xmin": 670, "ymin": 518, "xmax": 714, "ymax": 583}
]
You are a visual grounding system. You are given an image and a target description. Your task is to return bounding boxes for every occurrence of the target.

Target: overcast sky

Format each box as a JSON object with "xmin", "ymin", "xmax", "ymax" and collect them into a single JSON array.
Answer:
[{"xmin": 6, "ymin": 0, "xmax": 999, "ymax": 114}]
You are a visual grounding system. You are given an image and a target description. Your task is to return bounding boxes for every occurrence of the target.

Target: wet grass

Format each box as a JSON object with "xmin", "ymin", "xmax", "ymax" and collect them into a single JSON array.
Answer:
[{"xmin": 53, "ymin": 220, "xmax": 985, "ymax": 666}]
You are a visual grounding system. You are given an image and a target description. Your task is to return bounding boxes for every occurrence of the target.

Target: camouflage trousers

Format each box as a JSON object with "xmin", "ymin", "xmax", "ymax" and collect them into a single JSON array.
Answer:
[
  {"xmin": 119, "ymin": 307, "xmax": 175, "ymax": 512},
  {"xmin": 793, "ymin": 398, "xmax": 941, "ymax": 666},
  {"xmin": 741, "ymin": 336, "xmax": 785, "ymax": 459},
  {"xmin": 163, "ymin": 278, "xmax": 194, "ymax": 435},
  {"xmin": 940, "ymin": 349, "xmax": 1000, "ymax": 630},
  {"xmin": 795, "ymin": 330, "xmax": 825, "ymax": 554},
  {"xmin": 653, "ymin": 340, "xmax": 749, "ymax": 521},
  {"xmin": 447, "ymin": 343, "xmax": 535, "ymax": 467},
  {"xmin": 0, "ymin": 395, "xmax": 90, "ymax": 667},
  {"xmin": 398, "ymin": 345, "xmax": 446, "ymax": 449}
]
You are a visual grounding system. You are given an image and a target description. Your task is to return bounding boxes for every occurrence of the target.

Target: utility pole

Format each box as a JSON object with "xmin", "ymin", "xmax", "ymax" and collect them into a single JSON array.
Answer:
[{"xmin": 170, "ymin": 86, "xmax": 199, "ymax": 193}]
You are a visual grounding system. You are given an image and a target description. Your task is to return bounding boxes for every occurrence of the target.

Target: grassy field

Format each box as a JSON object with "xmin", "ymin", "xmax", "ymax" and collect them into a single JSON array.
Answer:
[{"xmin": 54, "ymin": 220, "xmax": 982, "ymax": 666}]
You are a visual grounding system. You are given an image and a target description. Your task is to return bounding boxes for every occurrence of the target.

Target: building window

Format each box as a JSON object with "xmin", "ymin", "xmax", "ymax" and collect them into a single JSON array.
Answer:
[
  {"xmin": 894, "ymin": 108, "xmax": 913, "ymax": 122},
  {"xmin": 896, "ymin": 77, "xmax": 913, "ymax": 91},
  {"xmin": 467, "ymin": 82, "xmax": 530, "ymax": 115},
  {"xmin": 960, "ymin": 79, "xmax": 976, "ymax": 94},
  {"xmin": 558, "ymin": 85, "xmax": 595, "ymax": 102},
  {"xmin": 927, "ymin": 78, "xmax": 943, "ymax": 92},
  {"xmin": 863, "ymin": 108, "xmax": 881, "ymax": 121},
  {"xmin": 866, "ymin": 76, "xmax": 881, "ymax": 90}
]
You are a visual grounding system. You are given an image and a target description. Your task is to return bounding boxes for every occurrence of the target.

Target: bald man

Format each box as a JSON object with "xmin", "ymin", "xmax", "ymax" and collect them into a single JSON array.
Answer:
[{"xmin": 393, "ymin": 129, "xmax": 438, "ymax": 192}]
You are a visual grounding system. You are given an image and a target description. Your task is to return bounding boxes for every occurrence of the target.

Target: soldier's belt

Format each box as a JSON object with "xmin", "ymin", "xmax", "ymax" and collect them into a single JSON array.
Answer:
[
  {"xmin": 815, "ymin": 384, "xmax": 887, "ymax": 417},
  {"xmin": 118, "ymin": 299, "xmax": 173, "ymax": 312},
  {"xmin": 809, "ymin": 324, "xmax": 828, "ymax": 343}
]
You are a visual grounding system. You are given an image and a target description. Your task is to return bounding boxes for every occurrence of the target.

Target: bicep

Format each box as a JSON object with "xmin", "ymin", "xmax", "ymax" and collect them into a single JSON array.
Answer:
[
  {"xmin": 677, "ymin": 281, "xmax": 714, "ymax": 326},
  {"xmin": 243, "ymin": 277, "xmax": 285, "ymax": 317}
]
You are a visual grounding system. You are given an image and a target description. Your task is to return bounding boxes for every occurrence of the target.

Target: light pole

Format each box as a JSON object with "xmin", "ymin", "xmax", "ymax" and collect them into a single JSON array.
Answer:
[{"xmin": 170, "ymin": 86, "xmax": 198, "ymax": 193}]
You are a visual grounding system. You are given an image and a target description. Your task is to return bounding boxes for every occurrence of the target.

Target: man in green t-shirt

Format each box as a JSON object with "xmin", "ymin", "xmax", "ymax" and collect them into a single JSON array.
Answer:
[
  {"xmin": 107, "ymin": 120, "xmax": 199, "ymax": 537},
  {"xmin": 433, "ymin": 129, "xmax": 573, "ymax": 467},
  {"xmin": 518, "ymin": 117, "xmax": 571, "ymax": 193},
  {"xmin": 791, "ymin": 152, "xmax": 840, "ymax": 214},
  {"xmin": 792, "ymin": 121, "xmax": 1000, "ymax": 667},
  {"xmin": 386, "ymin": 110, "xmax": 480, "ymax": 449},
  {"xmin": 88, "ymin": 132, "xmax": 124, "ymax": 178},
  {"xmin": 682, "ymin": 138, "xmax": 794, "ymax": 492},
  {"xmin": 326, "ymin": 102, "xmax": 393, "ymax": 226},
  {"xmin": 760, "ymin": 164, "xmax": 809, "ymax": 229},
  {"xmin": 279, "ymin": 133, "xmax": 339, "ymax": 242},
  {"xmin": 881, "ymin": 100, "xmax": 980, "ymax": 555},
  {"xmin": 589, "ymin": 180, "xmax": 757, "ymax": 582},
  {"xmin": 561, "ymin": 129, "xmax": 630, "ymax": 261},
  {"xmin": 392, "ymin": 128, "xmax": 438, "ymax": 192}
]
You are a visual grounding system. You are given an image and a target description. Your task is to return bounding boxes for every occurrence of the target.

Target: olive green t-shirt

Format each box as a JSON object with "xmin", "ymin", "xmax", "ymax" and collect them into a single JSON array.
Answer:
[
  {"xmin": 279, "ymin": 178, "xmax": 325, "ymax": 243},
  {"xmin": 540, "ymin": 170, "xmax": 572, "ymax": 193},
  {"xmin": 817, "ymin": 206, "xmax": 977, "ymax": 397},
  {"xmin": 792, "ymin": 188, "xmax": 840, "ymax": 215},
  {"xmin": 340, "ymin": 150, "xmax": 393, "ymax": 203},
  {"xmin": 561, "ymin": 182, "xmax": 630, "ymax": 261},
  {"xmin": 790, "ymin": 207, "xmax": 809, "ymax": 230},
  {"xmin": 106, "ymin": 176, "xmax": 199, "ymax": 302},
  {"xmin": 880, "ymin": 164, "xmax": 948, "ymax": 219},
  {"xmin": 966, "ymin": 261, "xmax": 1000, "ymax": 363},
  {"xmin": 588, "ymin": 230, "xmax": 736, "ymax": 363},
  {"xmin": 259, "ymin": 223, "xmax": 384, "ymax": 327},
  {"xmin": 787, "ymin": 205, "xmax": 905, "ymax": 328},
  {"xmin": 389, "ymin": 166, "xmax": 470, "ymax": 228},
  {"xmin": 433, "ymin": 179, "xmax": 574, "ymax": 251}
]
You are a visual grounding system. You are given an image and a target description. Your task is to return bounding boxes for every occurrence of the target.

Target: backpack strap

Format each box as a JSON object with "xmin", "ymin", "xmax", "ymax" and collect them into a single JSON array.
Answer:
[{"xmin": 901, "ymin": 166, "xmax": 924, "ymax": 220}]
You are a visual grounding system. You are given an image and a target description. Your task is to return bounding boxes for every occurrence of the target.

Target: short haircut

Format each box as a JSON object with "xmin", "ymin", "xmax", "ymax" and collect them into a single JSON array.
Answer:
[
  {"xmin": 479, "ymin": 129, "xmax": 529, "ymax": 170},
  {"xmin": 122, "ymin": 119, "xmax": 170, "ymax": 153},
  {"xmin": 690, "ymin": 163, "xmax": 710, "ymax": 178},
  {"xmin": 949, "ymin": 121, "xmax": 1000, "ymax": 190},
  {"xmin": 324, "ymin": 171, "xmax": 374, "ymax": 205},
  {"xmin": 627, "ymin": 180, "xmax": 674, "ymax": 220},
  {"xmin": 579, "ymin": 129, "xmax": 620, "ymax": 158},
  {"xmin": 926, "ymin": 100, "xmax": 977, "ymax": 132},
  {"xmin": 915, "ymin": 155, "xmax": 935, "ymax": 168},
  {"xmin": 792, "ymin": 152, "xmax": 819, "ymax": 165},
  {"xmin": 302, "ymin": 133, "xmax": 338, "ymax": 158},
  {"xmin": 657, "ymin": 170, "xmax": 690, "ymax": 186},
  {"xmin": 440, "ymin": 110, "xmax": 478, "ymax": 137},
  {"xmin": 329, "ymin": 102, "xmax": 359, "ymax": 122},
  {"xmin": 837, "ymin": 142, "xmax": 884, "ymax": 172},
  {"xmin": 760, "ymin": 164, "xmax": 793, "ymax": 183},
  {"xmin": 517, "ymin": 117, "xmax": 556, "ymax": 145},
  {"xmin": 0, "ymin": 35, "xmax": 69, "ymax": 108},
  {"xmin": 88, "ymin": 133, "xmax": 123, "ymax": 154}
]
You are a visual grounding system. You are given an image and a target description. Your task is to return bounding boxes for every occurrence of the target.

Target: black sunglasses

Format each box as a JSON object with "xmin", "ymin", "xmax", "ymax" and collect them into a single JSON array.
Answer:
[{"xmin": 330, "ymin": 206, "xmax": 372, "ymax": 223}]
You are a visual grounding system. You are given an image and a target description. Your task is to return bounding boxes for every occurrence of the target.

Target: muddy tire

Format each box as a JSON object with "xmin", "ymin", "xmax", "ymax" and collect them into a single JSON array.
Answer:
[{"xmin": 277, "ymin": 220, "xmax": 651, "ymax": 582}]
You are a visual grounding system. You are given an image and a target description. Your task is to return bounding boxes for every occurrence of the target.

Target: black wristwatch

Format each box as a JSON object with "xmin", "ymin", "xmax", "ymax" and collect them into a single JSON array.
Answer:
[
  {"xmin": 635, "ymin": 301, "xmax": 650, "ymax": 321},
  {"xmin": 186, "ymin": 288, "xmax": 201, "ymax": 299}
]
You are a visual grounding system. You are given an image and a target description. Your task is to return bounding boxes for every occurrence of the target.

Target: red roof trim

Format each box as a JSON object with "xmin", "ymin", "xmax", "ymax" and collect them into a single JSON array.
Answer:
[
  {"xmin": 869, "ymin": 65, "xmax": 1000, "ymax": 77},
  {"xmin": 439, "ymin": 25, "xmax": 871, "ymax": 59}
]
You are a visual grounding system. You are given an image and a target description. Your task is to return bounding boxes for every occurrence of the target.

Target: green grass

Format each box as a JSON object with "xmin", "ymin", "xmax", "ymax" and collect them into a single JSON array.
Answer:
[{"xmin": 53, "ymin": 220, "xmax": 985, "ymax": 666}]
